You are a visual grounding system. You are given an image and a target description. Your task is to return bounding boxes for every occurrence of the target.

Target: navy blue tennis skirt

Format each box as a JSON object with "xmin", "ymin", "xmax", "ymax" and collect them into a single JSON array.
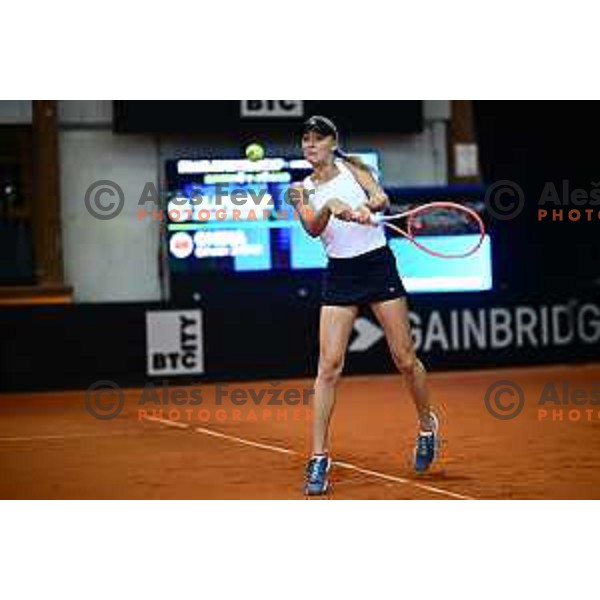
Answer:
[{"xmin": 322, "ymin": 244, "xmax": 406, "ymax": 306}]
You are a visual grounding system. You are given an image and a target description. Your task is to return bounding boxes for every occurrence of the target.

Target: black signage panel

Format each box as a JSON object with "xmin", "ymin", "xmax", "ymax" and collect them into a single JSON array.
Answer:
[{"xmin": 113, "ymin": 101, "xmax": 423, "ymax": 135}]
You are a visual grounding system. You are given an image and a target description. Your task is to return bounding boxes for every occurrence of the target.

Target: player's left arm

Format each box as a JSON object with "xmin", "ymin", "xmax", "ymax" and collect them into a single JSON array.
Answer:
[{"xmin": 342, "ymin": 159, "xmax": 390, "ymax": 212}]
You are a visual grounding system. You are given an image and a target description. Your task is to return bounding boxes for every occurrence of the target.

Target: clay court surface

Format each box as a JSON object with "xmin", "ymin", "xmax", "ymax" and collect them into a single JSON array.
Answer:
[{"xmin": 1, "ymin": 363, "xmax": 599, "ymax": 499}]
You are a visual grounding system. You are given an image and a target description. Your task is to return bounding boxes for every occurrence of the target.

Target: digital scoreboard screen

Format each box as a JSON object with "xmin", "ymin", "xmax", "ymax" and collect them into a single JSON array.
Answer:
[{"xmin": 164, "ymin": 157, "xmax": 493, "ymax": 294}]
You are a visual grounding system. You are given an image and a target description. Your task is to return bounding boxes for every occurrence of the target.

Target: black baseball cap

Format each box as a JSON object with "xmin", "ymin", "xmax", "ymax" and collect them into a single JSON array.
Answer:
[{"xmin": 302, "ymin": 115, "xmax": 338, "ymax": 139}]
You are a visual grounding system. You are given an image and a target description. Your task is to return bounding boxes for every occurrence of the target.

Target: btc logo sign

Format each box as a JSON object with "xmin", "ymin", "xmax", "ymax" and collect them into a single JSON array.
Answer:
[
  {"xmin": 241, "ymin": 100, "xmax": 304, "ymax": 118},
  {"xmin": 146, "ymin": 310, "xmax": 204, "ymax": 376}
]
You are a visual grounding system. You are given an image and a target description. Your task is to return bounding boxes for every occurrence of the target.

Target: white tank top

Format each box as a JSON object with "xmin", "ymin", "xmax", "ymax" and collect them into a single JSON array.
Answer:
[{"xmin": 303, "ymin": 160, "xmax": 387, "ymax": 259}]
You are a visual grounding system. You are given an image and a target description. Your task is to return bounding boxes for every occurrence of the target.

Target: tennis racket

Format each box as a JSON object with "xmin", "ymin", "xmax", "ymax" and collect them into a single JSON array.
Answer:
[{"xmin": 370, "ymin": 201, "xmax": 486, "ymax": 259}]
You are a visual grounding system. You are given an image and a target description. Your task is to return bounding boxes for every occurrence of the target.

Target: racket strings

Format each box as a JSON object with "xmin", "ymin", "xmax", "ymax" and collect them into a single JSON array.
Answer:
[{"xmin": 373, "ymin": 201, "xmax": 486, "ymax": 259}]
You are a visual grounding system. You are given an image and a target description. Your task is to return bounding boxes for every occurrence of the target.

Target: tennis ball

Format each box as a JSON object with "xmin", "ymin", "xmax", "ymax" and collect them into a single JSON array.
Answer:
[{"xmin": 246, "ymin": 143, "xmax": 265, "ymax": 162}]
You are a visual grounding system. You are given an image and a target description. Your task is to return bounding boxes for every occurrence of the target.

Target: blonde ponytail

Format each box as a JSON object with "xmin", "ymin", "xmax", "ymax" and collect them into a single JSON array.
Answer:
[{"xmin": 334, "ymin": 148, "xmax": 376, "ymax": 175}]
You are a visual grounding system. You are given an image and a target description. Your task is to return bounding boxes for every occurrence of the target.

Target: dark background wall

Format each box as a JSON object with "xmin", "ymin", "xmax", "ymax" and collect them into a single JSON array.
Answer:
[{"xmin": 474, "ymin": 101, "xmax": 600, "ymax": 293}]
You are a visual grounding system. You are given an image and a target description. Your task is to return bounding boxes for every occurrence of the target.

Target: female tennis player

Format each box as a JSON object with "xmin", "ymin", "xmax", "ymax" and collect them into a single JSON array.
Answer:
[{"xmin": 290, "ymin": 115, "xmax": 439, "ymax": 496}]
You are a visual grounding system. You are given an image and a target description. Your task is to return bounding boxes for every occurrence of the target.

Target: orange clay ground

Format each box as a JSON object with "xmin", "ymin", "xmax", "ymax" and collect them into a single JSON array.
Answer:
[{"xmin": 1, "ymin": 363, "xmax": 599, "ymax": 499}]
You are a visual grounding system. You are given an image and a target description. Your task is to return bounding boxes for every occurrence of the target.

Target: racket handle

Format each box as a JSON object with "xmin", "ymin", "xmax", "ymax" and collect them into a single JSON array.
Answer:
[{"xmin": 370, "ymin": 213, "xmax": 384, "ymax": 224}]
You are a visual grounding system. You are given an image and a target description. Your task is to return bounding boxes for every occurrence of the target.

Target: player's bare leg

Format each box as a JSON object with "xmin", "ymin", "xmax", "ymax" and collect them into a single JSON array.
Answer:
[
  {"xmin": 370, "ymin": 297, "xmax": 438, "ymax": 471},
  {"xmin": 305, "ymin": 304, "xmax": 357, "ymax": 495},
  {"xmin": 312, "ymin": 304, "xmax": 357, "ymax": 453}
]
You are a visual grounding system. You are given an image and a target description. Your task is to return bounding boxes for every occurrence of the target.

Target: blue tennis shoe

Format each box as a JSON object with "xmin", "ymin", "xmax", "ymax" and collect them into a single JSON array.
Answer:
[
  {"xmin": 305, "ymin": 454, "xmax": 331, "ymax": 495},
  {"xmin": 415, "ymin": 410, "xmax": 440, "ymax": 473}
]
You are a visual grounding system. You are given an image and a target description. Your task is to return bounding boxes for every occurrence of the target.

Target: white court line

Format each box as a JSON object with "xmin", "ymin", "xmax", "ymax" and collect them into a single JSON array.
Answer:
[
  {"xmin": 143, "ymin": 415, "xmax": 475, "ymax": 500},
  {"xmin": 143, "ymin": 416, "xmax": 191, "ymax": 430},
  {"xmin": 194, "ymin": 425, "xmax": 297, "ymax": 455},
  {"xmin": 0, "ymin": 434, "xmax": 79, "ymax": 442},
  {"xmin": 143, "ymin": 416, "xmax": 294, "ymax": 454},
  {"xmin": 0, "ymin": 431, "xmax": 138, "ymax": 443},
  {"xmin": 332, "ymin": 461, "xmax": 473, "ymax": 500}
]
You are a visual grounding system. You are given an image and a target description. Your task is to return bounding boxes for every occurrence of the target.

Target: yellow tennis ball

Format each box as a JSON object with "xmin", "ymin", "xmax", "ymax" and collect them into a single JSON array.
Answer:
[{"xmin": 246, "ymin": 143, "xmax": 265, "ymax": 162}]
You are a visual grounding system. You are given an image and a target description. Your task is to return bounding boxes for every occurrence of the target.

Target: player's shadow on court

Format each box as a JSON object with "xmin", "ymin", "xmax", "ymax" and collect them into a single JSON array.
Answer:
[{"xmin": 413, "ymin": 470, "xmax": 473, "ymax": 483}]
